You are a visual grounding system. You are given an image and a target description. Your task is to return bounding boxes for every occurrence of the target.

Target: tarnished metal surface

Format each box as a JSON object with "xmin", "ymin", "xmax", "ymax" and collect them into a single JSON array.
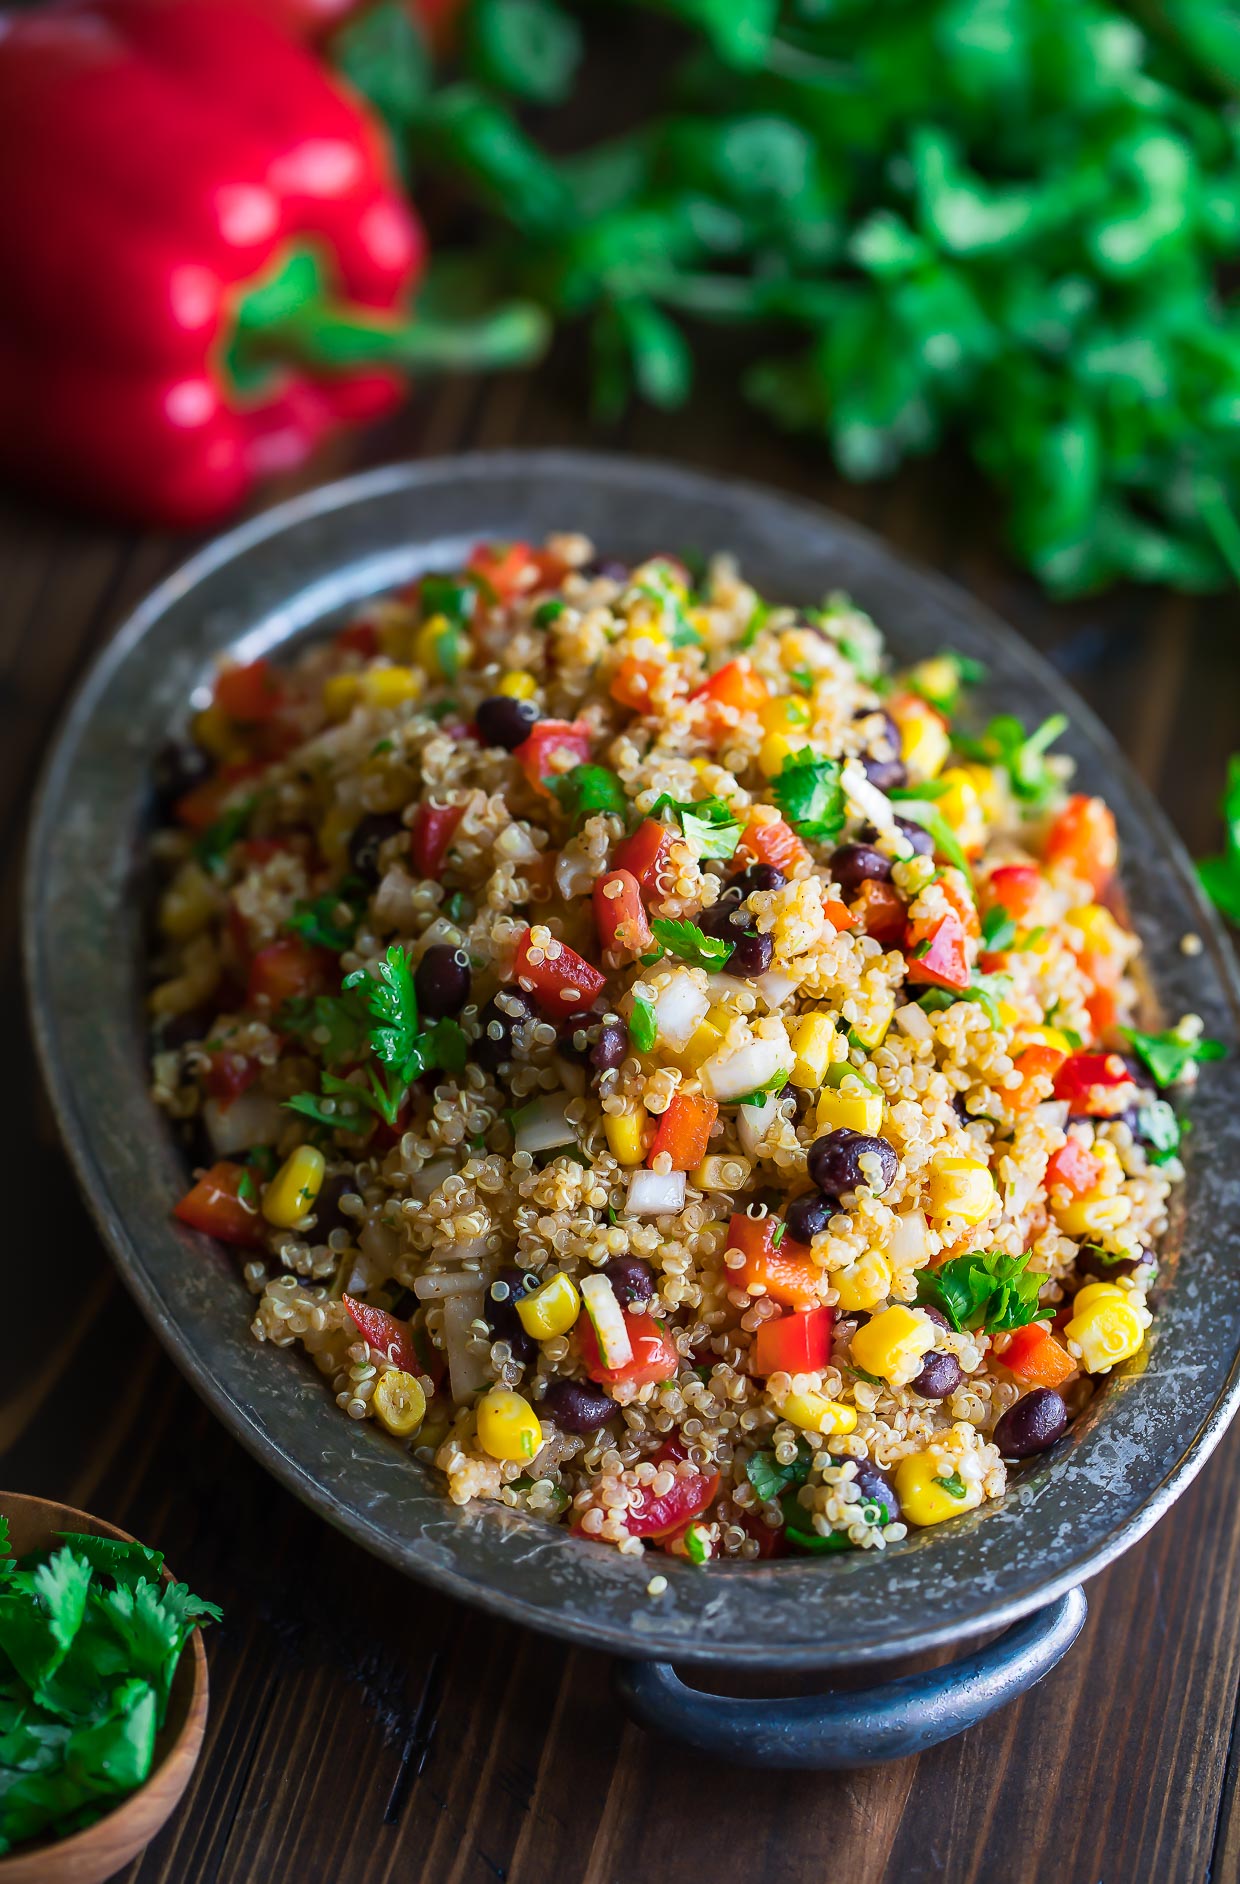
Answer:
[{"xmin": 24, "ymin": 452, "xmax": 1240, "ymax": 1669}]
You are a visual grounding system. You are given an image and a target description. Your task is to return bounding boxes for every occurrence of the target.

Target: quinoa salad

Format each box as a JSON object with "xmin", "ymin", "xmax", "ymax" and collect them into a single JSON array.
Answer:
[{"xmin": 149, "ymin": 534, "xmax": 1224, "ymax": 1565}]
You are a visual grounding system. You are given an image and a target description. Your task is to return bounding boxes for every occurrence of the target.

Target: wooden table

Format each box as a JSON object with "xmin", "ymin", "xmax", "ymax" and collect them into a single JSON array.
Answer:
[{"xmin": 5, "ymin": 364, "xmax": 1237, "ymax": 1884}]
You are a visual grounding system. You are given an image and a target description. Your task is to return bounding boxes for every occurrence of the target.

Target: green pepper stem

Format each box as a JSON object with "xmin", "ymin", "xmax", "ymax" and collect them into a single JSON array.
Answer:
[{"xmin": 244, "ymin": 298, "xmax": 550, "ymax": 376}]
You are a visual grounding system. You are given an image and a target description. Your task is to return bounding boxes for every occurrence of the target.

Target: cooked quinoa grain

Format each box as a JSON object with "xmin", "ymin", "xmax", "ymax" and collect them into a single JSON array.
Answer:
[{"xmin": 151, "ymin": 536, "xmax": 1221, "ymax": 1561}]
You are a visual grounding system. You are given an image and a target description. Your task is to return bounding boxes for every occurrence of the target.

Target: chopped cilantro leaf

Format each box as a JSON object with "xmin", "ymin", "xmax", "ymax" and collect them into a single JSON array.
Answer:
[
  {"xmin": 1120, "ymin": 1025, "xmax": 1226, "ymax": 1089},
  {"xmin": 419, "ymin": 573, "xmax": 478, "ymax": 626},
  {"xmin": 935, "ymin": 1471, "xmax": 969, "ymax": 1499},
  {"xmin": 629, "ymin": 997, "xmax": 658, "ymax": 1053},
  {"xmin": 773, "ymin": 749, "xmax": 845, "ymax": 845},
  {"xmin": 981, "ymin": 905, "xmax": 1017, "ymax": 951},
  {"xmin": 194, "ymin": 795, "xmax": 257, "ymax": 877},
  {"xmin": 286, "ymin": 881, "xmax": 366, "ymax": 952},
  {"xmin": 957, "ymin": 713, "xmax": 1067, "ymax": 809},
  {"xmin": 916, "ymin": 1249, "xmax": 1051, "ymax": 1334},
  {"xmin": 683, "ymin": 1525, "xmax": 708, "ymax": 1564},
  {"xmin": 648, "ymin": 917, "xmax": 732, "ymax": 970},
  {"xmin": 649, "ymin": 793, "xmax": 742, "ymax": 861},
  {"xmin": 745, "ymin": 1441, "xmax": 810, "ymax": 1504},
  {"xmin": 548, "ymin": 763, "xmax": 627, "ymax": 828},
  {"xmin": 739, "ymin": 598, "xmax": 770, "ymax": 650},
  {"xmin": 534, "ymin": 599, "xmax": 566, "ymax": 627},
  {"xmin": 893, "ymin": 799, "xmax": 972, "ymax": 882},
  {"xmin": 1198, "ymin": 755, "xmax": 1240, "ymax": 924}
]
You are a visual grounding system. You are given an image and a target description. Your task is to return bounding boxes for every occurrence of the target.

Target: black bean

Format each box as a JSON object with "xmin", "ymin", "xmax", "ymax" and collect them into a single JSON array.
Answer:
[
  {"xmin": 830, "ymin": 843, "xmax": 893, "ymax": 897},
  {"xmin": 1076, "ymin": 1248, "xmax": 1141, "ymax": 1283},
  {"xmin": 348, "ymin": 810, "xmax": 406, "ymax": 886},
  {"xmin": 542, "ymin": 1378, "xmax": 618, "ymax": 1433},
  {"xmin": 850, "ymin": 1459, "xmax": 898, "ymax": 1525},
  {"xmin": 475, "ymin": 988, "xmax": 535, "ymax": 1071},
  {"xmin": 603, "ymin": 1255, "xmax": 655, "ymax": 1307},
  {"xmin": 784, "ymin": 1192, "xmax": 834, "ymax": 1245},
  {"xmin": 807, "ymin": 1128, "xmax": 898, "ymax": 1199},
  {"xmin": 488, "ymin": 1266, "xmax": 538, "ymax": 1367},
  {"xmin": 476, "ymin": 695, "xmax": 540, "ymax": 751},
  {"xmin": 698, "ymin": 902, "xmax": 748, "ymax": 941},
  {"xmin": 921, "ymin": 1305, "xmax": 951, "ymax": 1330},
  {"xmin": 731, "ymin": 863, "xmax": 786, "ymax": 896},
  {"xmin": 591, "ymin": 1023, "xmax": 628, "ymax": 1072},
  {"xmin": 152, "ymin": 736, "xmax": 211, "ymax": 811},
  {"xmin": 993, "ymin": 1388, "xmax": 1069, "ymax": 1459},
  {"xmin": 584, "ymin": 557, "xmax": 631, "ymax": 582},
  {"xmin": 911, "ymin": 1350, "xmax": 963, "ymax": 1399},
  {"xmin": 863, "ymin": 753, "xmax": 908, "ymax": 793},
  {"xmin": 309, "ymin": 1173, "xmax": 355, "ymax": 1243},
  {"xmin": 415, "ymin": 943, "xmax": 471, "ymax": 1019},
  {"xmin": 894, "ymin": 816, "xmax": 934, "ymax": 857},
  {"xmin": 155, "ymin": 1004, "xmax": 215, "ymax": 1052},
  {"xmin": 727, "ymin": 929, "xmax": 774, "ymax": 979},
  {"xmin": 853, "ymin": 708, "xmax": 908, "ymax": 793}
]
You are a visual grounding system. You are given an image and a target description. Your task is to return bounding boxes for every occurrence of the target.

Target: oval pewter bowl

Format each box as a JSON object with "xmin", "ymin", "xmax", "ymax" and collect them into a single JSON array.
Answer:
[{"xmin": 24, "ymin": 451, "xmax": 1240, "ymax": 1671}]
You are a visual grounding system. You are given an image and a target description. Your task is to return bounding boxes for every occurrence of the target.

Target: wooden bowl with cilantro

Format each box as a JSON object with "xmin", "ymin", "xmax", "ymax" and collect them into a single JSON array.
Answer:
[{"xmin": 0, "ymin": 1492, "xmax": 214, "ymax": 1883}]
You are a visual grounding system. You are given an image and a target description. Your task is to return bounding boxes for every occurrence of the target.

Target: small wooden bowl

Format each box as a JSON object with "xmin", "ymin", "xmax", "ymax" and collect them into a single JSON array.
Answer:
[{"xmin": 0, "ymin": 1493, "xmax": 209, "ymax": 1884}]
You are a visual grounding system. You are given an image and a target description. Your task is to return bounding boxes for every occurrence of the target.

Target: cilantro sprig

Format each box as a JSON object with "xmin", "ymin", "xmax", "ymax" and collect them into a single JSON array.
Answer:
[
  {"xmin": 286, "ymin": 880, "xmax": 368, "ymax": 952},
  {"xmin": 773, "ymin": 750, "xmax": 844, "ymax": 845},
  {"xmin": 548, "ymin": 762, "xmax": 627, "ymax": 828},
  {"xmin": 915, "ymin": 1249, "xmax": 1052, "ymax": 1334},
  {"xmin": 648, "ymin": 792, "xmax": 742, "ymax": 861},
  {"xmin": 956, "ymin": 713, "xmax": 1068, "ymax": 811},
  {"xmin": 647, "ymin": 917, "xmax": 732, "ymax": 970},
  {"xmin": 0, "ymin": 1516, "xmax": 220, "ymax": 1855},
  {"xmin": 1120, "ymin": 1024, "xmax": 1226, "ymax": 1089},
  {"xmin": 1198, "ymin": 756, "xmax": 1240, "ymax": 925}
]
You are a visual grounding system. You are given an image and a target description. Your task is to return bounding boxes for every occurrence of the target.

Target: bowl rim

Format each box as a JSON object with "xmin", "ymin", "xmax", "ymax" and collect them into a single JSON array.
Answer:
[
  {"xmin": 24, "ymin": 448, "xmax": 1240, "ymax": 1669},
  {"xmin": 0, "ymin": 1491, "xmax": 208, "ymax": 1874}
]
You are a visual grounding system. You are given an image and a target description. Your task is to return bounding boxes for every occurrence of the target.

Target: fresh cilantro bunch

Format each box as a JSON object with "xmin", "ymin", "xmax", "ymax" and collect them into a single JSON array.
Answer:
[
  {"xmin": 287, "ymin": 944, "xmax": 467, "ymax": 1131},
  {"xmin": 916, "ymin": 1249, "xmax": 1052, "ymax": 1334},
  {"xmin": 773, "ymin": 750, "xmax": 844, "ymax": 844},
  {"xmin": 0, "ymin": 1519, "xmax": 220, "ymax": 1854}
]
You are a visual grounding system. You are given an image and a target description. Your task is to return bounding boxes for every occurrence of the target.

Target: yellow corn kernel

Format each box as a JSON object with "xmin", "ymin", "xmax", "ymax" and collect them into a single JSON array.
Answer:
[
  {"xmin": 372, "ymin": 1368, "xmax": 427, "ymax": 1437},
  {"xmin": 323, "ymin": 672, "xmax": 361, "ymax": 720},
  {"xmin": 1064, "ymin": 1290, "xmax": 1144, "ymax": 1373},
  {"xmin": 604, "ymin": 1107, "xmax": 647, "ymax": 1165},
  {"xmin": 907, "ymin": 655, "xmax": 960, "ymax": 710},
  {"xmin": 834, "ymin": 1251, "xmax": 892, "ymax": 1313},
  {"xmin": 1067, "ymin": 903, "xmax": 1128, "ymax": 969},
  {"xmin": 816, "ymin": 1084, "xmax": 884, "ymax": 1138},
  {"xmin": 927, "ymin": 1156, "xmax": 997, "ymax": 1227},
  {"xmin": 318, "ymin": 804, "xmax": 354, "ymax": 865},
  {"xmin": 782, "ymin": 1390, "xmax": 857, "ymax": 1436},
  {"xmin": 158, "ymin": 861, "xmax": 215, "ymax": 942},
  {"xmin": 850, "ymin": 989, "xmax": 896, "ymax": 1050},
  {"xmin": 996, "ymin": 1000, "xmax": 1021, "ymax": 1030},
  {"xmin": 360, "ymin": 664, "xmax": 423, "ymax": 710},
  {"xmin": 759, "ymin": 696, "xmax": 811, "ymax": 735},
  {"xmin": 497, "ymin": 671, "xmax": 537, "ymax": 700},
  {"xmin": 192, "ymin": 702, "xmax": 237, "ymax": 760},
  {"xmin": 935, "ymin": 767, "xmax": 988, "ymax": 854},
  {"xmin": 681, "ymin": 1017, "xmax": 726, "ymax": 1071},
  {"xmin": 788, "ymin": 1013, "xmax": 836, "ymax": 1090},
  {"xmin": 758, "ymin": 729, "xmax": 802, "ymax": 778},
  {"xmin": 1020, "ymin": 1024, "xmax": 1073, "ymax": 1056},
  {"xmin": 516, "ymin": 1272, "xmax": 582, "ymax": 1341},
  {"xmin": 476, "ymin": 1388, "xmax": 543, "ymax": 1462},
  {"xmin": 850, "ymin": 1305, "xmax": 935, "ymax": 1383},
  {"xmin": 895, "ymin": 1452, "xmax": 981, "ymax": 1527},
  {"xmin": 262, "ymin": 1145, "xmax": 326, "ymax": 1228},
  {"xmin": 1056, "ymin": 1192, "xmax": 1133, "ymax": 1238},
  {"xmin": 890, "ymin": 696, "xmax": 950, "ymax": 781},
  {"xmin": 692, "ymin": 1154, "xmax": 752, "ymax": 1191},
  {"xmin": 960, "ymin": 760, "xmax": 1004, "ymax": 824}
]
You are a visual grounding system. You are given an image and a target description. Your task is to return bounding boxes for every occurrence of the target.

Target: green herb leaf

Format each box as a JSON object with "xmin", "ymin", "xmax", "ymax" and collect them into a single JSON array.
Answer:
[
  {"xmin": 649, "ymin": 793, "xmax": 742, "ymax": 860},
  {"xmin": 981, "ymin": 905, "xmax": 1017, "ymax": 951},
  {"xmin": 629, "ymin": 997, "xmax": 658, "ymax": 1053},
  {"xmin": 745, "ymin": 1441, "xmax": 810, "ymax": 1504},
  {"xmin": 683, "ymin": 1524, "xmax": 709, "ymax": 1564},
  {"xmin": 286, "ymin": 883, "xmax": 366, "ymax": 952},
  {"xmin": 648, "ymin": 917, "xmax": 733, "ymax": 970},
  {"xmin": 935, "ymin": 1471, "xmax": 968, "ymax": 1500},
  {"xmin": 734, "ymin": 1069, "xmax": 791, "ymax": 1106},
  {"xmin": 548, "ymin": 763, "xmax": 628, "ymax": 828},
  {"xmin": 533, "ymin": 598, "xmax": 565, "ymax": 627},
  {"xmin": 1133, "ymin": 1098, "xmax": 1182, "ymax": 1165},
  {"xmin": 894, "ymin": 799, "xmax": 972, "ymax": 882},
  {"xmin": 773, "ymin": 750, "xmax": 845, "ymax": 845},
  {"xmin": 194, "ymin": 795, "xmax": 256, "ymax": 878},
  {"xmin": 916, "ymin": 1249, "xmax": 1051, "ymax": 1334},
  {"xmin": 957, "ymin": 714, "xmax": 1067, "ymax": 809},
  {"xmin": 1120, "ymin": 1025, "xmax": 1226, "ymax": 1089}
]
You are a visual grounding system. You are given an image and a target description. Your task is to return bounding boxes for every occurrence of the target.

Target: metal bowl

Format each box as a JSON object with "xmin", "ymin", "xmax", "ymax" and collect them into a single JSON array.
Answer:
[{"xmin": 25, "ymin": 452, "xmax": 1240, "ymax": 1685}]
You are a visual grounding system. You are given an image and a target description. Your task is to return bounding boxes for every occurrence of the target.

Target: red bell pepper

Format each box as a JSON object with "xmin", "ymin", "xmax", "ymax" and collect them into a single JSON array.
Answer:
[
  {"xmin": 214, "ymin": 659, "xmax": 285, "ymax": 724},
  {"xmin": 0, "ymin": 0, "xmax": 539, "ymax": 526},
  {"xmin": 623, "ymin": 1445, "xmax": 720, "ymax": 1541},
  {"xmin": 752, "ymin": 1307, "xmax": 834, "ymax": 1377},
  {"xmin": 410, "ymin": 802, "xmax": 464, "ymax": 878},
  {"xmin": 612, "ymin": 819, "xmax": 672, "ymax": 894},
  {"xmin": 203, "ymin": 1050, "xmax": 262, "ymax": 1106},
  {"xmin": 1053, "ymin": 1051, "xmax": 1133, "ymax": 1115},
  {"xmin": 593, "ymin": 869, "xmax": 653, "ymax": 957},
  {"xmin": 984, "ymin": 863, "xmax": 1042, "ymax": 922},
  {"xmin": 905, "ymin": 911, "xmax": 971, "ymax": 991},
  {"xmin": 727, "ymin": 1213, "xmax": 822, "ymax": 1310},
  {"xmin": 999, "ymin": 1323, "xmax": 1075, "ymax": 1389},
  {"xmin": 512, "ymin": 927, "xmax": 606, "ymax": 1015},
  {"xmin": 1007, "ymin": 1043, "xmax": 1067, "ymax": 1111},
  {"xmin": 578, "ymin": 1312, "xmax": 680, "ymax": 1390},
  {"xmin": 1046, "ymin": 1138, "xmax": 1103, "ymax": 1196},
  {"xmin": 648, "ymin": 1091, "xmax": 717, "ymax": 1172},
  {"xmin": 691, "ymin": 659, "xmax": 769, "ymax": 738},
  {"xmin": 1045, "ymin": 795, "xmax": 1118, "ymax": 893},
  {"xmin": 174, "ymin": 1160, "xmax": 264, "ymax": 1246},
  {"xmin": 467, "ymin": 540, "xmax": 536, "ymax": 602},
  {"xmin": 739, "ymin": 815, "xmax": 810, "ymax": 879},
  {"xmin": 511, "ymin": 719, "xmax": 593, "ymax": 797},
  {"xmin": 853, "ymin": 879, "xmax": 906, "ymax": 944},
  {"xmin": 246, "ymin": 936, "xmax": 332, "ymax": 1012},
  {"xmin": 341, "ymin": 1295, "xmax": 418, "ymax": 1371}
]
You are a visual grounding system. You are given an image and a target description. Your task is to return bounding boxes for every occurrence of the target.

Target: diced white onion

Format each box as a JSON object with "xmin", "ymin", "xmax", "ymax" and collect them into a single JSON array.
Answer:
[
  {"xmin": 704, "ymin": 973, "xmax": 751, "ymax": 1003},
  {"xmin": 840, "ymin": 758, "xmax": 899, "ymax": 839},
  {"xmin": 755, "ymin": 969, "xmax": 799, "ymax": 1010},
  {"xmin": 653, "ymin": 970, "xmax": 710, "ymax": 1049},
  {"xmin": 737, "ymin": 1094, "xmax": 778, "ymax": 1158},
  {"xmin": 409, "ymin": 1157, "xmax": 455, "ymax": 1202},
  {"xmin": 512, "ymin": 1095, "xmax": 576, "ymax": 1155},
  {"xmin": 359, "ymin": 1218, "xmax": 399, "ymax": 1276},
  {"xmin": 700, "ymin": 1034, "xmax": 794, "ymax": 1104},
  {"xmin": 413, "ymin": 1269, "xmax": 490, "ymax": 1300},
  {"xmin": 442, "ymin": 1288, "xmax": 489, "ymax": 1400},
  {"xmin": 580, "ymin": 1273, "xmax": 633, "ymax": 1367},
  {"xmin": 894, "ymin": 1001, "xmax": 934, "ymax": 1042},
  {"xmin": 625, "ymin": 1168, "xmax": 687, "ymax": 1217},
  {"xmin": 887, "ymin": 1209, "xmax": 929, "ymax": 1270},
  {"xmin": 203, "ymin": 1092, "xmax": 284, "ymax": 1156}
]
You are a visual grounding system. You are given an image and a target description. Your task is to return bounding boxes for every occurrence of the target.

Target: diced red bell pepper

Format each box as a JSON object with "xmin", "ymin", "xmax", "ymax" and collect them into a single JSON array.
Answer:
[
  {"xmin": 1053, "ymin": 1051, "xmax": 1132, "ymax": 1115},
  {"xmin": 410, "ymin": 802, "xmax": 463, "ymax": 878},
  {"xmin": 174, "ymin": 1160, "xmax": 263, "ymax": 1247},
  {"xmin": 1046, "ymin": 1138, "xmax": 1103, "ymax": 1196},
  {"xmin": 578, "ymin": 1312, "xmax": 680, "ymax": 1389},
  {"xmin": 246, "ymin": 936, "xmax": 331, "ymax": 1013},
  {"xmin": 938, "ymin": 867, "xmax": 980, "ymax": 939},
  {"xmin": 752, "ymin": 1306, "xmax": 834, "ymax": 1377},
  {"xmin": 341, "ymin": 1295, "xmax": 417, "ymax": 1372},
  {"xmin": 612, "ymin": 818, "xmax": 672, "ymax": 894},
  {"xmin": 1007, "ymin": 1044, "xmax": 1067, "ymax": 1112},
  {"xmin": 173, "ymin": 762, "xmax": 263, "ymax": 834},
  {"xmin": 241, "ymin": 836, "xmax": 291, "ymax": 865},
  {"xmin": 821, "ymin": 892, "xmax": 856, "ymax": 932},
  {"xmin": 905, "ymin": 911, "xmax": 971, "ymax": 991},
  {"xmin": 335, "ymin": 618, "xmax": 380, "ymax": 659},
  {"xmin": 203, "ymin": 1050, "xmax": 261, "ymax": 1105},
  {"xmin": 740, "ymin": 815, "xmax": 810, "ymax": 879},
  {"xmin": 623, "ymin": 1442, "xmax": 720, "ymax": 1540},
  {"xmin": 1000, "ymin": 1322, "xmax": 1076, "ymax": 1389},
  {"xmin": 610, "ymin": 653, "xmax": 665, "ymax": 713},
  {"xmin": 512, "ymin": 719, "xmax": 593, "ymax": 797},
  {"xmin": 737, "ymin": 1508, "xmax": 786, "ymax": 1558},
  {"xmin": 512, "ymin": 927, "xmax": 606, "ymax": 1015},
  {"xmin": 853, "ymin": 879, "xmax": 906, "ymax": 944},
  {"xmin": 467, "ymin": 540, "xmax": 535, "ymax": 603},
  {"xmin": 690, "ymin": 658, "xmax": 769, "ymax": 724},
  {"xmin": 984, "ymin": 863, "xmax": 1042, "ymax": 922},
  {"xmin": 1085, "ymin": 985, "xmax": 1118, "ymax": 1043},
  {"xmin": 727, "ymin": 1212, "xmax": 822, "ymax": 1310},
  {"xmin": 1045, "ymin": 795, "xmax": 1118, "ymax": 893},
  {"xmin": 593, "ymin": 869, "xmax": 653, "ymax": 957},
  {"xmin": 214, "ymin": 657, "xmax": 284, "ymax": 723},
  {"xmin": 648, "ymin": 1091, "xmax": 717, "ymax": 1172}
]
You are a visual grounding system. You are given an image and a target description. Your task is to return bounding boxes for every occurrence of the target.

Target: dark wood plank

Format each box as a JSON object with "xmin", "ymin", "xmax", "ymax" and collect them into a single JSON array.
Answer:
[{"xmin": 2, "ymin": 364, "xmax": 1237, "ymax": 1884}]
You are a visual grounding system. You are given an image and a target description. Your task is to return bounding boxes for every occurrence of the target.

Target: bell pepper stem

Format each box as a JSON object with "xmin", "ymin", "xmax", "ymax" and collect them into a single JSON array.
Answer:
[{"xmin": 244, "ymin": 297, "xmax": 550, "ymax": 376}]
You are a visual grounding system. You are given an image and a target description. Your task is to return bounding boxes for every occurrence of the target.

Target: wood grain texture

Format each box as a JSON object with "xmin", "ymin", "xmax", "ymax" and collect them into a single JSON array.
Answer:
[{"xmin": 2, "ymin": 367, "xmax": 1237, "ymax": 1884}]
